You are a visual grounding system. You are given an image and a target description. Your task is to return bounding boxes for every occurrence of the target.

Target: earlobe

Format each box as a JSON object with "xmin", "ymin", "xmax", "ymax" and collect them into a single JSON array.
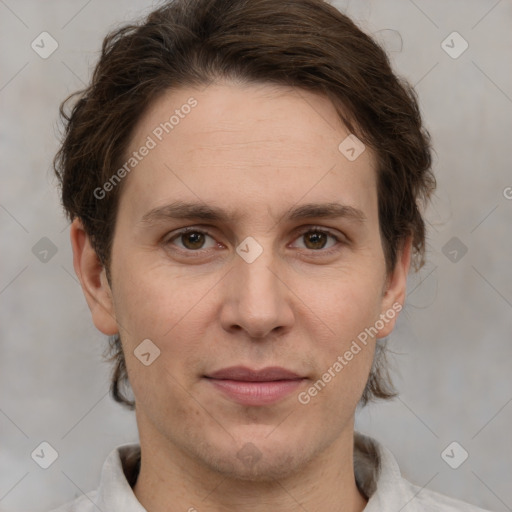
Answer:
[
  {"xmin": 70, "ymin": 218, "xmax": 119, "ymax": 335},
  {"xmin": 377, "ymin": 237, "xmax": 412, "ymax": 338}
]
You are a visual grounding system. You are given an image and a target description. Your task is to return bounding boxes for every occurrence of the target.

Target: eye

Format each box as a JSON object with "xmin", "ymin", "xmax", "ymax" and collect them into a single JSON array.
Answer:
[
  {"xmin": 164, "ymin": 226, "xmax": 345, "ymax": 257},
  {"xmin": 166, "ymin": 228, "xmax": 218, "ymax": 252},
  {"xmin": 291, "ymin": 227, "xmax": 343, "ymax": 252}
]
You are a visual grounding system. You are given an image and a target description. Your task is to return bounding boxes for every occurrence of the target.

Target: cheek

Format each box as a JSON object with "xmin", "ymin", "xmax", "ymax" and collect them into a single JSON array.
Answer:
[
  {"xmin": 305, "ymin": 272, "xmax": 384, "ymax": 381},
  {"xmin": 112, "ymin": 254, "xmax": 206, "ymax": 339},
  {"xmin": 309, "ymin": 270, "xmax": 385, "ymax": 337},
  {"xmin": 302, "ymin": 289, "xmax": 381, "ymax": 413},
  {"xmin": 111, "ymin": 256, "xmax": 219, "ymax": 392}
]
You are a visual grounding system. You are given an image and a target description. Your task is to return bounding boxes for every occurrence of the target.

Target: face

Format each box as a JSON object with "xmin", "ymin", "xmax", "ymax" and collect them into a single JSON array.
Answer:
[{"xmin": 74, "ymin": 82, "xmax": 409, "ymax": 481}]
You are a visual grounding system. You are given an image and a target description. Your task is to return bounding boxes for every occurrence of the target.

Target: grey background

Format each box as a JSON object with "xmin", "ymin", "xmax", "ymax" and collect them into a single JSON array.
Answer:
[{"xmin": 0, "ymin": 0, "xmax": 511, "ymax": 511}]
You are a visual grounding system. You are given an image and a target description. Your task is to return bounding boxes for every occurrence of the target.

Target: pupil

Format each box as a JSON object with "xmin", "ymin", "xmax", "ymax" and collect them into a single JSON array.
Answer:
[
  {"xmin": 184, "ymin": 232, "xmax": 204, "ymax": 249},
  {"xmin": 306, "ymin": 231, "xmax": 326, "ymax": 249}
]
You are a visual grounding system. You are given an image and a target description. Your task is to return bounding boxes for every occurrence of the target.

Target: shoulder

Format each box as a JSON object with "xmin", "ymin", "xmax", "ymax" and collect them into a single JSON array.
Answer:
[
  {"xmin": 47, "ymin": 492, "xmax": 98, "ymax": 512},
  {"xmin": 46, "ymin": 442, "xmax": 141, "ymax": 512},
  {"xmin": 354, "ymin": 432, "xmax": 494, "ymax": 512},
  {"xmin": 405, "ymin": 481, "xmax": 493, "ymax": 512}
]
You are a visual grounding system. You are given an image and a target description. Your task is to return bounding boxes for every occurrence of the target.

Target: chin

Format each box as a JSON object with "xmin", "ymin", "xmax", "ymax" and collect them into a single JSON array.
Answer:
[
  {"xmin": 190, "ymin": 427, "xmax": 320, "ymax": 482},
  {"xmin": 205, "ymin": 444, "xmax": 305, "ymax": 482}
]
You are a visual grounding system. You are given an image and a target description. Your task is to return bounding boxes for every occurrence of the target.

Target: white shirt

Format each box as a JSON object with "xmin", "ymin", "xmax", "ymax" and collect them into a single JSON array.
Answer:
[{"xmin": 50, "ymin": 433, "xmax": 492, "ymax": 511}]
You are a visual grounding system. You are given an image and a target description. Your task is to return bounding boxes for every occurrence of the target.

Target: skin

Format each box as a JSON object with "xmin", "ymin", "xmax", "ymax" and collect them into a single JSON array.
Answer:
[{"xmin": 71, "ymin": 82, "xmax": 411, "ymax": 512}]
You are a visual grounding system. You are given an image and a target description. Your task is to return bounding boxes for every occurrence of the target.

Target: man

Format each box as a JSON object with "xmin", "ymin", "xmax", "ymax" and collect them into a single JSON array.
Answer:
[{"xmin": 52, "ymin": 0, "xmax": 489, "ymax": 510}]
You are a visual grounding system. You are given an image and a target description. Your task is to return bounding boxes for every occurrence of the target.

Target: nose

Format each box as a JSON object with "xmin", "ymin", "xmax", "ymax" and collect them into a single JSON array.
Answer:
[{"xmin": 219, "ymin": 245, "xmax": 295, "ymax": 339}]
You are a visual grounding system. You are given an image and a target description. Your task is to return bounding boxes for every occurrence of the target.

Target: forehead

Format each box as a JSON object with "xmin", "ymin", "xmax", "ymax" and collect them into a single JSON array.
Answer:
[{"xmin": 119, "ymin": 82, "xmax": 378, "ymax": 223}]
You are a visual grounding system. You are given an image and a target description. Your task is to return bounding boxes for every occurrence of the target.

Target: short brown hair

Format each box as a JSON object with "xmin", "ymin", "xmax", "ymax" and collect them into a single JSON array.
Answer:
[{"xmin": 54, "ymin": 0, "xmax": 435, "ymax": 409}]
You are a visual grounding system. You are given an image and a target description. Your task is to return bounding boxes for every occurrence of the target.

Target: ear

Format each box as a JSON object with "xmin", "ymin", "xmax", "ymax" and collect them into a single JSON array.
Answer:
[
  {"xmin": 70, "ymin": 218, "xmax": 118, "ymax": 336},
  {"xmin": 376, "ymin": 237, "xmax": 412, "ymax": 338}
]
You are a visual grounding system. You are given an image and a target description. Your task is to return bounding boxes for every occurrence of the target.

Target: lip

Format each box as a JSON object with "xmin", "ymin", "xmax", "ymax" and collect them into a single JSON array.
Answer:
[
  {"xmin": 206, "ymin": 366, "xmax": 303, "ymax": 381},
  {"xmin": 204, "ymin": 366, "xmax": 306, "ymax": 406}
]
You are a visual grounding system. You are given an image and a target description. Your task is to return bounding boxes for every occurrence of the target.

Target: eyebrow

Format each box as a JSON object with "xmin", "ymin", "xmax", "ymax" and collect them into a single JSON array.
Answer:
[{"xmin": 139, "ymin": 200, "xmax": 366, "ymax": 226}]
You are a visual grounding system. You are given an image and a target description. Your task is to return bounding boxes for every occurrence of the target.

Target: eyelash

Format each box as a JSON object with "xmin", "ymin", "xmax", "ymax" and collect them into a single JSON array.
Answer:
[{"xmin": 163, "ymin": 226, "xmax": 346, "ymax": 258}]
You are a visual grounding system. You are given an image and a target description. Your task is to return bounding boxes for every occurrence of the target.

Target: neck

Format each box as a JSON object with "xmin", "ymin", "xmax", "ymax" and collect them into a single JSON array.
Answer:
[{"xmin": 132, "ymin": 425, "xmax": 368, "ymax": 512}]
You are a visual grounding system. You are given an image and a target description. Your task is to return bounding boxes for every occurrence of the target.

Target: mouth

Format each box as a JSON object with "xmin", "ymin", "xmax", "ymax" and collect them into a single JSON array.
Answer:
[{"xmin": 203, "ymin": 366, "xmax": 306, "ymax": 406}]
